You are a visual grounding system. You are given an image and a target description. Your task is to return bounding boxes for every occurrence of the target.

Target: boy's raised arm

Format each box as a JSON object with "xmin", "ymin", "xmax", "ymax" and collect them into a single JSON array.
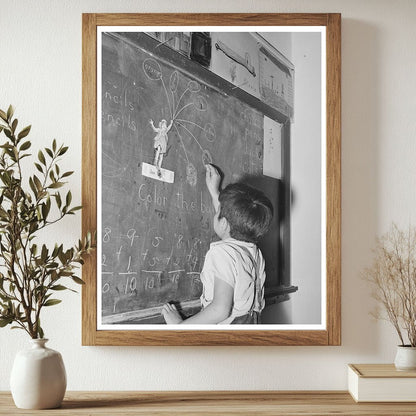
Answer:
[{"xmin": 205, "ymin": 164, "xmax": 221, "ymax": 212}]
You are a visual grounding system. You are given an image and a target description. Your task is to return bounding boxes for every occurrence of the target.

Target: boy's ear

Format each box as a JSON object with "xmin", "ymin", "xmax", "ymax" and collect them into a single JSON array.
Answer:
[{"xmin": 220, "ymin": 217, "xmax": 230, "ymax": 234}]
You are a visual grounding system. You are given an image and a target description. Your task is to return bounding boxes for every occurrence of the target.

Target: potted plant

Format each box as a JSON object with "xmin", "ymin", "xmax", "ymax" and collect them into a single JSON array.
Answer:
[
  {"xmin": 363, "ymin": 223, "xmax": 416, "ymax": 370},
  {"xmin": 0, "ymin": 105, "xmax": 94, "ymax": 408}
]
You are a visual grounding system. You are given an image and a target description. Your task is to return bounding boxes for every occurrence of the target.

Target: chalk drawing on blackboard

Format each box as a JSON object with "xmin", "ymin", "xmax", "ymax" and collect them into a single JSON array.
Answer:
[
  {"xmin": 142, "ymin": 57, "xmax": 216, "ymax": 187},
  {"xmin": 186, "ymin": 162, "xmax": 197, "ymax": 187}
]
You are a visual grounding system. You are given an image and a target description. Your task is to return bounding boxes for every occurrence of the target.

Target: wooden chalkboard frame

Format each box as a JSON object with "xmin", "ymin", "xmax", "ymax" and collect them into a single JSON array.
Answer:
[{"xmin": 82, "ymin": 13, "xmax": 341, "ymax": 346}]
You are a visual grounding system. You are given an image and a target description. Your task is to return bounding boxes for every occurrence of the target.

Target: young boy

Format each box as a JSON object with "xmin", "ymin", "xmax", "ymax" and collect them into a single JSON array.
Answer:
[{"xmin": 162, "ymin": 164, "xmax": 273, "ymax": 325}]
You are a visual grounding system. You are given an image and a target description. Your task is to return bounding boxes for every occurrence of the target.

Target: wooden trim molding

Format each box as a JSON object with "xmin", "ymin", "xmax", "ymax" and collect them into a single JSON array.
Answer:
[{"xmin": 82, "ymin": 13, "xmax": 341, "ymax": 346}]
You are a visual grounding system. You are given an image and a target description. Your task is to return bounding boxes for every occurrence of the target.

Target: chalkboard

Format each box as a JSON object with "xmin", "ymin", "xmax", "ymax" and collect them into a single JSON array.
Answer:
[{"xmin": 100, "ymin": 32, "xmax": 283, "ymax": 324}]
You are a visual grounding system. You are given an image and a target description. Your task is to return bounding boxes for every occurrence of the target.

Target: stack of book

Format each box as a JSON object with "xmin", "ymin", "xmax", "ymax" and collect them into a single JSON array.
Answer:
[{"xmin": 348, "ymin": 364, "xmax": 416, "ymax": 402}]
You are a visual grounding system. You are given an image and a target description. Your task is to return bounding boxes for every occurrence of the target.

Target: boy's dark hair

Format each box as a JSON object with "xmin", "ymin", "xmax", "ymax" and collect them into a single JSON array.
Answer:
[{"xmin": 218, "ymin": 183, "xmax": 273, "ymax": 243}]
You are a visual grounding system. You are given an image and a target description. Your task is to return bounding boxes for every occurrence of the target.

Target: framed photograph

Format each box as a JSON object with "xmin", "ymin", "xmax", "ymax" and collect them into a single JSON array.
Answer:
[{"xmin": 82, "ymin": 13, "xmax": 341, "ymax": 346}]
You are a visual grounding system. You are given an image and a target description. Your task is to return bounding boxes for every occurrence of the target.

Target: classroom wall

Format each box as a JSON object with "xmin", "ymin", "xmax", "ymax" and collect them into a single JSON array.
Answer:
[
  {"xmin": 290, "ymin": 32, "xmax": 323, "ymax": 324},
  {"xmin": 1, "ymin": 0, "xmax": 416, "ymax": 391},
  {"xmin": 259, "ymin": 32, "xmax": 294, "ymax": 325},
  {"xmin": 260, "ymin": 31, "xmax": 323, "ymax": 325}
]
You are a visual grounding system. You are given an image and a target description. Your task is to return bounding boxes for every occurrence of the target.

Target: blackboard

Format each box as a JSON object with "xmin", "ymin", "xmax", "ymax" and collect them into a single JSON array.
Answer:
[{"xmin": 100, "ymin": 32, "xmax": 282, "ymax": 324}]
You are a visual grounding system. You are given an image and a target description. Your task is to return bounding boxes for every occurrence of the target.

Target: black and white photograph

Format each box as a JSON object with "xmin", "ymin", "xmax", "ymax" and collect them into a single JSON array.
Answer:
[{"xmin": 96, "ymin": 27, "xmax": 326, "ymax": 330}]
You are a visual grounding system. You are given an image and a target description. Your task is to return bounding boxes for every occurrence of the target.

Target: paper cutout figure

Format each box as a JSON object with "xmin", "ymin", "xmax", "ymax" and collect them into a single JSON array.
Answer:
[{"xmin": 149, "ymin": 119, "xmax": 173, "ymax": 169}]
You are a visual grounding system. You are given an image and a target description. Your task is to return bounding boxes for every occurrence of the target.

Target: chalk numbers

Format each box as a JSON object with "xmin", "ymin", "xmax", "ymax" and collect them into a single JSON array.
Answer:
[
  {"xmin": 126, "ymin": 229, "xmax": 138, "ymax": 246},
  {"xmin": 103, "ymin": 227, "xmax": 111, "ymax": 243},
  {"xmin": 100, "ymin": 227, "xmax": 204, "ymax": 297},
  {"xmin": 176, "ymin": 234, "xmax": 184, "ymax": 249}
]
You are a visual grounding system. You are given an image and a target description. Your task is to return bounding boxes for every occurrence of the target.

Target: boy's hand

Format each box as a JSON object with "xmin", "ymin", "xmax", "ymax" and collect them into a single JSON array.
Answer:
[
  {"xmin": 162, "ymin": 303, "xmax": 183, "ymax": 324},
  {"xmin": 205, "ymin": 164, "xmax": 221, "ymax": 197}
]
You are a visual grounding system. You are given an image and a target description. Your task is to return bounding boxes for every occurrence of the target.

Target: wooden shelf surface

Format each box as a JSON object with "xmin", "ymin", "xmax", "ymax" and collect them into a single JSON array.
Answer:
[{"xmin": 1, "ymin": 391, "xmax": 416, "ymax": 415}]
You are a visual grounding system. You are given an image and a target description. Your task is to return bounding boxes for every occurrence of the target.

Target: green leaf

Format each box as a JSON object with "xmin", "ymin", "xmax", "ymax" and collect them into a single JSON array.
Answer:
[
  {"xmin": 0, "ymin": 109, "xmax": 7, "ymax": 121},
  {"xmin": 19, "ymin": 153, "xmax": 30, "ymax": 161},
  {"xmin": 18, "ymin": 125, "xmax": 31, "ymax": 140},
  {"xmin": 55, "ymin": 192, "xmax": 62, "ymax": 209},
  {"xmin": 29, "ymin": 177, "xmax": 38, "ymax": 197},
  {"xmin": 48, "ymin": 182, "xmax": 64, "ymax": 189},
  {"xmin": 0, "ymin": 317, "xmax": 13, "ymax": 327},
  {"xmin": 61, "ymin": 171, "xmax": 74, "ymax": 178},
  {"xmin": 58, "ymin": 146, "xmax": 68, "ymax": 156},
  {"xmin": 19, "ymin": 140, "xmax": 31, "ymax": 151},
  {"xmin": 65, "ymin": 191, "xmax": 72, "ymax": 207},
  {"xmin": 50, "ymin": 284, "xmax": 68, "ymax": 291},
  {"xmin": 38, "ymin": 325, "xmax": 44, "ymax": 339},
  {"xmin": 38, "ymin": 150, "xmax": 46, "ymax": 165},
  {"xmin": 6, "ymin": 105, "xmax": 14, "ymax": 122},
  {"xmin": 69, "ymin": 206, "xmax": 82, "ymax": 214},
  {"xmin": 52, "ymin": 139, "xmax": 57, "ymax": 152},
  {"xmin": 58, "ymin": 250, "xmax": 67, "ymax": 264},
  {"xmin": 41, "ymin": 244, "xmax": 48, "ymax": 262},
  {"xmin": 41, "ymin": 202, "xmax": 50, "ymax": 221},
  {"xmin": 4, "ymin": 128, "xmax": 12, "ymax": 140},
  {"xmin": 54, "ymin": 244, "xmax": 63, "ymax": 259},
  {"xmin": 71, "ymin": 276, "xmax": 85, "ymax": 285},
  {"xmin": 11, "ymin": 118, "xmax": 18, "ymax": 133},
  {"xmin": 43, "ymin": 299, "xmax": 62, "ymax": 307},
  {"xmin": 34, "ymin": 163, "xmax": 43, "ymax": 173},
  {"xmin": 59, "ymin": 271, "xmax": 73, "ymax": 277},
  {"xmin": 51, "ymin": 244, "xmax": 59, "ymax": 258},
  {"xmin": 45, "ymin": 148, "xmax": 53, "ymax": 158},
  {"xmin": 33, "ymin": 175, "xmax": 43, "ymax": 192}
]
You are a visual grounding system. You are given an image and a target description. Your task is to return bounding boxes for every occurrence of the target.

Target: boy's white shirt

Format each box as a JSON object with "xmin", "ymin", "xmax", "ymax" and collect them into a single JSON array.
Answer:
[{"xmin": 200, "ymin": 237, "xmax": 266, "ymax": 325}]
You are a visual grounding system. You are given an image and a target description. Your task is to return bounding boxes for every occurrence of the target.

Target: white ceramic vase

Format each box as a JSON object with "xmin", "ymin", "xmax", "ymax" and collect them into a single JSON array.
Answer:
[
  {"xmin": 394, "ymin": 345, "xmax": 416, "ymax": 371},
  {"xmin": 10, "ymin": 338, "xmax": 67, "ymax": 409}
]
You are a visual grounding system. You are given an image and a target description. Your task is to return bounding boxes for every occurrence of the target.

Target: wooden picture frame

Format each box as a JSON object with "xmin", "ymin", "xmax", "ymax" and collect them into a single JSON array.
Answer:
[{"xmin": 82, "ymin": 13, "xmax": 341, "ymax": 346}]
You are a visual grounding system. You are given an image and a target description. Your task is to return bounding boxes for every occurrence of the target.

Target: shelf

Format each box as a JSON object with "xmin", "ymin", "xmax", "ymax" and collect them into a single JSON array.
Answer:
[{"xmin": 1, "ymin": 391, "xmax": 416, "ymax": 415}]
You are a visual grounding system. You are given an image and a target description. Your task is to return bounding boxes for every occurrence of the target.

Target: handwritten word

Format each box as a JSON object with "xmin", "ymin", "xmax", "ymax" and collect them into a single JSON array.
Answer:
[
  {"xmin": 175, "ymin": 191, "xmax": 212, "ymax": 214},
  {"xmin": 104, "ymin": 90, "xmax": 135, "ymax": 111},
  {"xmin": 102, "ymin": 111, "xmax": 137, "ymax": 132},
  {"xmin": 138, "ymin": 183, "xmax": 168, "ymax": 210}
]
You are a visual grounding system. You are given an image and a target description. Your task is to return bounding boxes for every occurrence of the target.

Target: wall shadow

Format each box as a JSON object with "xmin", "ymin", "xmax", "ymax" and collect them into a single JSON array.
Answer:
[{"xmin": 340, "ymin": 18, "xmax": 382, "ymax": 356}]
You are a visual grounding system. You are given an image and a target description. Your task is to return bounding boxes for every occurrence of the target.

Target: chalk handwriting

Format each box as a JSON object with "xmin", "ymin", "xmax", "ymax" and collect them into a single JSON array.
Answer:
[{"xmin": 103, "ymin": 227, "xmax": 111, "ymax": 243}]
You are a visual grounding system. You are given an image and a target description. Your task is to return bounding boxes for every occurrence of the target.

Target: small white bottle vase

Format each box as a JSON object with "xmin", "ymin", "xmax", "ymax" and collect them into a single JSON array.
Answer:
[
  {"xmin": 10, "ymin": 338, "xmax": 67, "ymax": 409},
  {"xmin": 394, "ymin": 345, "xmax": 416, "ymax": 371}
]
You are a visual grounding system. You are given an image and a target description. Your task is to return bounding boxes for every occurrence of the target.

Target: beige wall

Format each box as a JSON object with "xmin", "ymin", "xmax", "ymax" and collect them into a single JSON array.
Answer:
[{"xmin": 1, "ymin": 0, "xmax": 416, "ymax": 390}]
